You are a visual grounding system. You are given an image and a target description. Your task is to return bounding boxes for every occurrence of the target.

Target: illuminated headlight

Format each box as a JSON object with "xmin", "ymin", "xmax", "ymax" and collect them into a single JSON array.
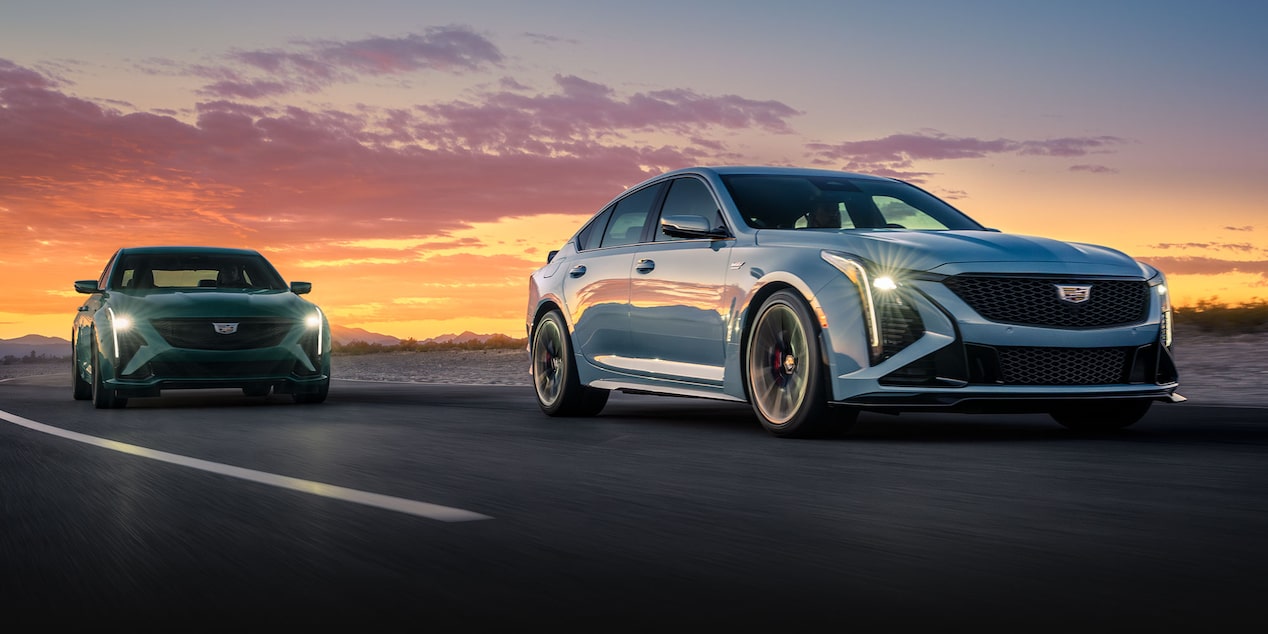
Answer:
[
  {"xmin": 114, "ymin": 315, "xmax": 133, "ymax": 330},
  {"xmin": 821, "ymin": 251, "xmax": 883, "ymax": 363},
  {"xmin": 1147, "ymin": 268, "xmax": 1172, "ymax": 348},
  {"xmin": 306, "ymin": 309, "xmax": 325, "ymax": 356},
  {"xmin": 873, "ymin": 276, "xmax": 898, "ymax": 291}
]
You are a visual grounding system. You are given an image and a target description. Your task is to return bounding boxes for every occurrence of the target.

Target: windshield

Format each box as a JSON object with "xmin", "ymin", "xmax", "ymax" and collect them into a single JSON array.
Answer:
[
  {"xmin": 109, "ymin": 253, "xmax": 289, "ymax": 291},
  {"xmin": 720, "ymin": 174, "xmax": 984, "ymax": 231}
]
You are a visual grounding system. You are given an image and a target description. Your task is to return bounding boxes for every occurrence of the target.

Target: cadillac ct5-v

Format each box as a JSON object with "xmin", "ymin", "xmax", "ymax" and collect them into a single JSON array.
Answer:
[
  {"xmin": 73, "ymin": 246, "xmax": 331, "ymax": 408},
  {"xmin": 525, "ymin": 166, "xmax": 1182, "ymax": 438}
]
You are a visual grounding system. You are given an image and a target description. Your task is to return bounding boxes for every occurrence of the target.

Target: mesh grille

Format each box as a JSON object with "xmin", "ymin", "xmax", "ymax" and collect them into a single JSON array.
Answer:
[
  {"xmin": 996, "ymin": 346, "xmax": 1128, "ymax": 385},
  {"xmin": 147, "ymin": 360, "xmax": 298, "ymax": 379},
  {"xmin": 944, "ymin": 276, "xmax": 1148, "ymax": 328},
  {"xmin": 151, "ymin": 317, "xmax": 296, "ymax": 350}
]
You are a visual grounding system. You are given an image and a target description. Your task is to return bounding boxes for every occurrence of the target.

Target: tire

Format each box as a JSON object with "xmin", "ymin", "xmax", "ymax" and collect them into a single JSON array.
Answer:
[
  {"xmin": 531, "ymin": 309, "xmax": 608, "ymax": 417},
  {"xmin": 745, "ymin": 290, "xmax": 849, "ymax": 438},
  {"xmin": 292, "ymin": 378, "xmax": 329, "ymax": 404},
  {"xmin": 72, "ymin": 341, "xmax": 92, "ymax": 400},
  {"xmin": 91, "ymin": 334, "xmax": 127, "ymax": 409},
  {"xmin": 1050, "ymin": 399, "xmax": 1152, "ymax": 431}
]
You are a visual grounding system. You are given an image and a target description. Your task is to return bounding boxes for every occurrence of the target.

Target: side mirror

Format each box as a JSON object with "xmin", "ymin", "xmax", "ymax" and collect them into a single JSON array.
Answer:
[
  {"xmin": 74, "ymin": 280, "xmax": 100, "ymax": 294},
  {"xmin": 547, "ymin": 250, "xmax": 558, "ymax": 263},
  {"xmin": 290, "ymin": 281, "xmax": 312, "ymax": 295},
  {"xmin": 661, "ymin": 214, "xmax": 730, "ymax": 240}
]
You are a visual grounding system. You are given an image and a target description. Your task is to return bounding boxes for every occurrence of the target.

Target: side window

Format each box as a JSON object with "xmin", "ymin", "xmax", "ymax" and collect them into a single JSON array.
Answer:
[
  {"xmin": 655, "ymin": 178, "xmax": 725, "ymax": 241},
  {"xmin": 600, "ymin": 184, "xmax": 661, "ymax": 248},
  {"xmin": 873, "ymin": 196, "xmax": 950, "ymax": 230},
  {"xmin": 575, "ymin": 207, "xmax": 613, "ymax": 251}
]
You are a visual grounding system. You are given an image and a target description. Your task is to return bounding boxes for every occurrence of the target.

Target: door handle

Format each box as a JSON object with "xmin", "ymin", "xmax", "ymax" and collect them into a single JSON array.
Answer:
[
  {"xmin": 569, "ymin": 265, "xmax": 587, "ymax": 278},
  {"xmin": 635, "ymin": 259, "xmax": 655, "ymax": 274}
]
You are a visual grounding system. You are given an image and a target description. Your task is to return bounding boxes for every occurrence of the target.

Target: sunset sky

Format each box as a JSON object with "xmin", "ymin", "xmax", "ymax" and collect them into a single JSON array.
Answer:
[{"xmin": 2, "ymin": 0, "xmax": 1266, "ymax": 341}]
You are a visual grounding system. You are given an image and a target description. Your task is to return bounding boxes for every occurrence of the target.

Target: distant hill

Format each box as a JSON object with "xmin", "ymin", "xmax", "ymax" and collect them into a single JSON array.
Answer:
[
  {"xmin": 0, "ymin": 334, "xmax": 71, "ymax": 359},
  {"xmin": 422, "ymin": 331, "xmax": 498, "ymax": 345},
  {"xmin": 330, "ymin": 324, "xmax": 401, "ymax": 346}
]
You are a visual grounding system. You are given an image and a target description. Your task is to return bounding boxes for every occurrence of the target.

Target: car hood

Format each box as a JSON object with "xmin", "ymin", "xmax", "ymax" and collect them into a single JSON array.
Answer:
[
  {"xmin": 105, "ymin": 289, "xmax": 316, "ymax": 319},
  {"xmin": 758, "ymin": 229, "xmax": 1149, "ymax": 276}
]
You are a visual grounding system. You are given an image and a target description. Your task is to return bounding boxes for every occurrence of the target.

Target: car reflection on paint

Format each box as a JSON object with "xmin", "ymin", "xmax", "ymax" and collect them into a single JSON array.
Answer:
[
  {"xmin": 525, "ymin": 166, "xmax": 1182, "ymax": 438},
  {"xmin": 72, "ymin": 246, "xmax": 331, "ymax": 408}
]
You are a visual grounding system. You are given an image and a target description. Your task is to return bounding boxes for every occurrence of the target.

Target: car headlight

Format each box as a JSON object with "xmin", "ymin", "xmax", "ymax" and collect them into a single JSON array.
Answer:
[
  {"xmin": 821, "ymin": 251, "xmax": 899, "ymax": 364},
  {"xmin": 1146, "ymin": 267, "xmax": 1172, "ymax": 348},
  {"xmin": 306, "ymin": 309, "xmax": 325, "ymax": 356},
  {"xmin": 105, "ymin": 307, "xmax": 132, "ymax": 360}
]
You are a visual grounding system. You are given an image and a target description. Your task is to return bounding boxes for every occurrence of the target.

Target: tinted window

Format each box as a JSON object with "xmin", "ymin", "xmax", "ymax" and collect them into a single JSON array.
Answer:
[
  {"xmin": 655, "ymin": 178, "xmax": 725, "ymax": 242},
  {"xmin": 112, "ymin": 253, "xmax": 288, "ymax": 291},
  {"xmin": 575, "ymin": 207, "xmax": 612, "ymax": 251},
  {"xmin": 720, "ymin": 174, "xmax": 983, "ymax": 231},
  {"xmin": 600, "ymin": 184, "xmax": 661, "ymax": 247}
]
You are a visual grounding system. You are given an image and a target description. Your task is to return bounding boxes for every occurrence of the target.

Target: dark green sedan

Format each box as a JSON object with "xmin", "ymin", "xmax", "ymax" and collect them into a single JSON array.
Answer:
[{"xmin": 72, "ymin": 246, "xmax": 331, "ymax": 408}]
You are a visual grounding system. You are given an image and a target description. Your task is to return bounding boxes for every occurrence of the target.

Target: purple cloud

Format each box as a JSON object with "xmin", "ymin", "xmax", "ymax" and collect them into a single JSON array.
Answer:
[
  {"xmin": 1070, "ymin": 164, "xmax": 1118, "ymax": 174},
  {"xmin": 808, "ymin": 130, "xmax": 1127, "ymax": 183}
]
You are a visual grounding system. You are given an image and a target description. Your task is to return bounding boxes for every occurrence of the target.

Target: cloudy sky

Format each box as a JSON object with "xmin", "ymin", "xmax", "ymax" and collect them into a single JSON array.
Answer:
[{"xmin": 2, "ymin": 0, "xmax": 1266, "ymax": 340}]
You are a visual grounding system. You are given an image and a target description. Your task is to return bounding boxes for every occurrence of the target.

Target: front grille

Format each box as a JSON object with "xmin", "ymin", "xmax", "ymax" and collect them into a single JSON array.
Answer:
[
  {"xmin": 148, "ymin": 360, "xmax": 298, "ymax": 379},
  {"xmin": 943, "ymin": 275, "xmax": 1148, "ymax": 328},
  {"xmin": 151, "ymin": 318, "xmax": 295, "ymax": 350},
  {"xmin": 994, "ymin": 346, "xmax": 1128, "ymax": 385}
]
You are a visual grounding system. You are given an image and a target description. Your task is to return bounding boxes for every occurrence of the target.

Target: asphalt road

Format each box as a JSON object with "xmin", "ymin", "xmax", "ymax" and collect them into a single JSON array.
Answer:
[{"xmin": 2, "ymin": 374, "xmax": 1266, "ymax": 632}]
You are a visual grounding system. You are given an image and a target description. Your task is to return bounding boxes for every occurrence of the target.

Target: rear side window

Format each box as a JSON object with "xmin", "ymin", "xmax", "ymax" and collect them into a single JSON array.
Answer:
[
  {"xmin": 600, "ymin": 184, "xmax": 662, "ymax": 247},
  {"xmin": 575, "ymin": 207, "xmax": 612, "ymax": 251}
]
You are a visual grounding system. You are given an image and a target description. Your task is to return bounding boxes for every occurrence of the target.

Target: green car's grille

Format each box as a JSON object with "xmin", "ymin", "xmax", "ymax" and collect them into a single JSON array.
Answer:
[{"xmin": 150, "ymin": 317, "xmax": 296, "ymax": 350}]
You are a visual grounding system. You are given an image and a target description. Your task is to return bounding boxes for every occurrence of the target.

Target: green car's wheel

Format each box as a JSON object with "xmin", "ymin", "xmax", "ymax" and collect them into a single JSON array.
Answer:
[
  {"xmin": 72, "ymin": 342, "xmax": 92, "ymax": 400},
  {"xmin": 745, "ymin": 290, "xmax": 849, "ymax": 438},
  {"xmin": 531, "ymin": 309, "xmax": 608, "ymax": 417},
  {"xmin": 91, "ymin": 333, "xmax": 127, "ymax": 409}
]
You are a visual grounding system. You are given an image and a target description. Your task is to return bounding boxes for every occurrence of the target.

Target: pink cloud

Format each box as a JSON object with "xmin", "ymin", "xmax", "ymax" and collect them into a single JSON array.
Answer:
[
  {"xmin": 2, "ymin": 56, "xmax": 787, "ymax": 260},
  {"xmin": 808, "ymin": 131, "xmax": 1127, "ymax": 183}
]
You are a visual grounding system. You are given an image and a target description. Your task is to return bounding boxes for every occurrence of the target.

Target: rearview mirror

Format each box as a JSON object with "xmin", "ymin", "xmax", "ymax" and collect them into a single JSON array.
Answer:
[
  {"xmin": 74, "ymin": 280, "xmax": 99, "ymax": 294},
  {"xmin": 547, "ymin": 249, "xmax": 558, "ymax": 263},
  {"xmin": 290, "ymin": 281, "xmax": 312, "ymax": 295}
]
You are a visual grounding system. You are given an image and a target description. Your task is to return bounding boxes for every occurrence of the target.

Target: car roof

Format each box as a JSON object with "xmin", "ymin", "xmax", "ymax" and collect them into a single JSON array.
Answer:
[
  {"xmin": 116, "ymin": 246, "xmax": 264, "ymax": 257},
  {"xmin": 658, "ymin": 165, "xmax": 898, "ymax": 181}
]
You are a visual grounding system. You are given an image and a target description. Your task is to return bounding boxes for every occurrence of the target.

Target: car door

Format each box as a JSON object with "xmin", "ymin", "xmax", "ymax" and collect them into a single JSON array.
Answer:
[
  {"xmin": 562, "ymin": 182, "xmax": 664, "ymax": 368},
  {"xmin": 625, "ymin": 176, "xmax": 734, "ymax": 385}
]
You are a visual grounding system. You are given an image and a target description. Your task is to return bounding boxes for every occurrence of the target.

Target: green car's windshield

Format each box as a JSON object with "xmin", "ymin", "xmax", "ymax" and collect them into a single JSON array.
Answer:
[
  {"xmin": 720, "ymin": 174, "xmax": 984, "ymax": 231},
  {"xmin": 110, "ymin": 253, "xmax": 289, "ymax": 291}
]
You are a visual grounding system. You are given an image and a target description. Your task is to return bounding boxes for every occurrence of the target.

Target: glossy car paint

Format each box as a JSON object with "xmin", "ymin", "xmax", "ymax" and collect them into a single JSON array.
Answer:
[
  {"xmin": 72, "ymin": 246, "xmax": 331, "ymax": 407},
  {"xmin": 527, "ymin": 166, "xmax": 1180, "ymax": 432}
]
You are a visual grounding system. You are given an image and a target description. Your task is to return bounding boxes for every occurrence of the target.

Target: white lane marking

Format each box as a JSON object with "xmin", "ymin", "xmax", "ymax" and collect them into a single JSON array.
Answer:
[{"xmin": 0, "ymin": 408, "xmax": 492, "ymax": 523}]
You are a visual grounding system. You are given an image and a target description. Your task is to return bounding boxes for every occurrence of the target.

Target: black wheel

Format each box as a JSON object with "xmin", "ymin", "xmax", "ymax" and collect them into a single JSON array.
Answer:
[
  {"xmin": 745, "ymin": 290, "xmax": 848, "ymax": 438},
  {"xmin": 243, "ymin": 384, "xmax": 272, "ymax": 397},
  {"xmin": 72, "ymin": 340, "xmax": 92, "ymax": 400},
  {"xmin": 531, "ymin": 309, "xmax": 608, "ymax": 417},
  {"xmin": 1050, "ymin": 399, "xmax": 1152, "ymax": 431},
  {"xmin": 91, "ymin": 334, "xmax": 127, "ymax": 409},
  {"xmin": 292, "ymin": 378, "xmax": 329, "ymax": 404}
]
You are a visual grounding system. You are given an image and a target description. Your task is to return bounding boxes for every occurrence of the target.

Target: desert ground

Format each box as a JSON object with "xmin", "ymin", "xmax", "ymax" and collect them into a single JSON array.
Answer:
[{"xmin": 7, "ymin": 325, "xmax": 1263, "ymax": 408}]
